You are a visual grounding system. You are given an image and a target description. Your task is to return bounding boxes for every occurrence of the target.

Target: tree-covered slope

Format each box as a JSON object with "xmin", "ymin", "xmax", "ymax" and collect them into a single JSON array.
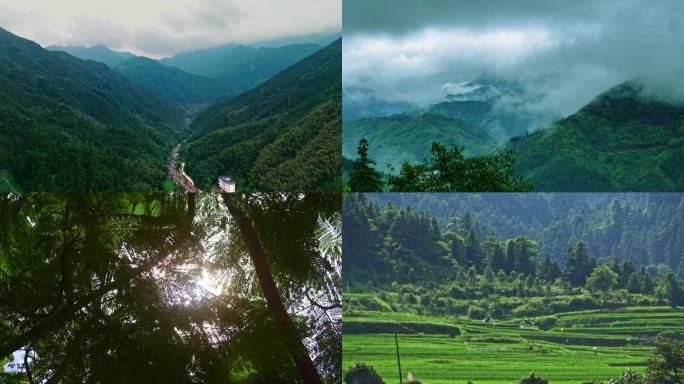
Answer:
[
  {"xmin": 512, "ymin": 82, "xmax": 684, "ymax": 191},
  {"xmin": 358, "ymin": 193, "xmax": 684, "ymax": 275},
  {"xmin": 343, "ymin": 113, "xmax": 500, "ymax": 172},
  {"xmin": 160, "ymin": 43, "xmax": 321, "ymax": 94},
  {"xmin": 182, "ymin": 39, "xmax": 342, "ymax": 192},
  {"xmin": 114, "ymin": 56, "xmax": 233, "ymax": 111},
  {"xmin": 47, "ymin": 44, "xmax": 134, "ymax": 67},
  {"xmin": 0, "ymin": 27, "xmax": 184, "ymax": 191}
]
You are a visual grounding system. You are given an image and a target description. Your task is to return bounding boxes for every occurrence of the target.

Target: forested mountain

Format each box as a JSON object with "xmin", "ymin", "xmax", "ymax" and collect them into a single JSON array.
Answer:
[
  {"xmin": 182, "ymin": 39, "xmax": 342, "ymax": 191},
  {"xmin": 0, "ymin": 27, "xmax": 184, "ymax": 191},
  {"xmin": 47, "ymin": 44, "xmax": 134, "ymax": 67},
  {"xmin": 426, "ymin": 77, "xmax": 550, "ymax": 140},
  {"xmin": 512, "ymin": 81, "xmax": 684, "ymax": 191},
  {"xmin": 344, "ymin": 193, "xmax": 684, "ymax": 286},
  {"xmin": 160, "ymin": 43, "xmax": 321, "ymax": 94},
  {"xmin": 343, "ymin": 113, "xmax": 499, "ymax": 171},
  {"xmin": 114, "ymin": 56, "xmax": 232, "ymax": 110}
]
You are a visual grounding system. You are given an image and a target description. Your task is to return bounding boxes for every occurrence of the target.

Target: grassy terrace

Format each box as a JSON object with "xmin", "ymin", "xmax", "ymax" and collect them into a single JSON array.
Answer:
[{"xmin": 343, "ymin": 303, "xmax": 684, "ymax": 383}]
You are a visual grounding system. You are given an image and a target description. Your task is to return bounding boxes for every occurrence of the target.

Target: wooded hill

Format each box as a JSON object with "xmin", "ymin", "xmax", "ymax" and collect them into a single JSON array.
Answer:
[
  {"xmin": 0, "ymin": 27, "xmax": 184, "ymax": 191},
  {"xmin": 0, "ymin": 28, "xmax": 341, "ymax": 192},
  {"xmin": 182, "ymin": 39, "xmax": 342, "ymax": 192},
  {"xmin": 344, "ymin": 193, "xmax": 684, "ymax": 287}
]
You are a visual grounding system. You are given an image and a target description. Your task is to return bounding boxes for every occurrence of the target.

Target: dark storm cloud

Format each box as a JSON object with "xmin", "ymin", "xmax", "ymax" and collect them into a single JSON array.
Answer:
[{"xmin": 343, "ymin": 0, "xmax": 684, "ymax": 119}]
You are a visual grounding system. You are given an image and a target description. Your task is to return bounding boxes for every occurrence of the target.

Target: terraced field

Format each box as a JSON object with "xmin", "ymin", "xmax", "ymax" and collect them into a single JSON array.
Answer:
[{"xmin": 343, "ymin": 304, "xmax": 684, "ymax": 383}]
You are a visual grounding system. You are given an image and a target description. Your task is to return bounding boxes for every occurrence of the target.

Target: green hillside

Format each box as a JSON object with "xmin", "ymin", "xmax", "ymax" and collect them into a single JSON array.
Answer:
[
  {"xmin": 512, "ymin": 81, "xmax": 684, "ymax": 191},
  {"xmin": 182, "ymin": 39, "xmax": 342, "ymax": 192},
  {"xmin": 114, "ymin": 56, "xmax": 233, "ymax": 111},
  {"xmin": 343, "ymin": 113, "xmax": 500, "ymax": 172},
  {"xmin": 0, "ymin": 27, "xmax": 184, "ymax": 191},
  {"xmin": 343, "ymin": 193, "xmax": 684, "ymax": 383},
  {"xmin": 344, "ymin": 303, "xmax": 681, "ymax": 384},
  {"xmin": 160, "ymin": 43, "xmax": 321, "ymax": 94}
]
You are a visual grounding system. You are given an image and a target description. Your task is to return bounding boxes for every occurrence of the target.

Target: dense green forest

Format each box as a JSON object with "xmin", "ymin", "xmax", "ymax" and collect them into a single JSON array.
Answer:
[
  {"xmin": 182, "ymin": 39, "xmax": 342, "ymax": 192},
  {"xmin": 345, "ymin": 139, "xmax": 532, "ymax": 192},
  {"xmin": 512, "ymin": 81, "xmax": 684, "ymax": 191},
  {"xmin": 1, "ymin": 27, "xmax": 341, "ymax": 192},
  {"xmin": 0, "ymin": 193, "xmax": 341, "ymax": 383},
  {"xmin": 343, "ymin": 79, "xmax": 684, "ymax": 192},
  {"xmin": 343, "ymin": 193, "xmax": 684, "ymax": 383},
  {"xmin": 342, "ymin": 113, "xmax": 499, "ymax": 172},
  {"xmin": 0, "ymin": 27, "xmax": 184, "ymax": 191},
  {"xmin": 346, "ymin": 193, "xmax": 684, "ymax": 280}
]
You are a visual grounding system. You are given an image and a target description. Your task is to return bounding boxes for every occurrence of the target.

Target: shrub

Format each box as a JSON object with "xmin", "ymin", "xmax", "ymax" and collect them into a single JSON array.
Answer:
[
  {"xmin": 537, "ymin": 316, "xmax": 558, "ymax": 331},
  {"xmin": 608, "ymin": 370, "xmax": 646, "ymax": 384},
  {"xmin": 344, "ymin": 363, "xmax": 385, "ymax": 384},
  {"xmin": 520, "ymin": 373, "xmax": 549, "ymax": 384},
  {"xmin": 467, "ymin": 305, "xmax": 487, "ymax": 319}
]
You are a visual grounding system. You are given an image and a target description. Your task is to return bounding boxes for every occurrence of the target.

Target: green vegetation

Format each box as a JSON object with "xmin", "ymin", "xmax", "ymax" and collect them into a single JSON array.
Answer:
[
  {"xmin": 386, "ymin": 143, "xmax": 532, "ymax": 192},
  {"xmin": 0, "ymin": 27, "xmax": 184, "ymax": 191},
  {"xmin": 0, "ymin": 193, "xmax": 341, "ymax": 383},
  {"xmin": 349, "ymin": 139, "xmax": 384, "ymax": 192},
  {"xmin": 512, "ymin": 81, "xmax": 684, "ymax": 191},
  {"xmin": 343, "ymin": 193, "xmax": 684, "ymax": 383},
  {"xmin": 160, "ymin": 43, "xmax": 321, "ymax": 94},
  {"xmin": 183, "ymin": 39, "xmax": 342, "ymax": 191},
  {"xmin": 0, "ymin": 171, "xmax": 18, "ymax": 192},
  {"xmin": 1, "ymin": 28, "xmax": 340, "ymax": 192},
  {"xmin": 343, "ymin": 113, "xmax": 499, "ymax": 172},
  {"xmin": 114, "ymin": 56, "xmax": 233, "ymax": 110},
  {"xmin": 346, "ymin": 140, "xmax": 531, "ymax": 192}
]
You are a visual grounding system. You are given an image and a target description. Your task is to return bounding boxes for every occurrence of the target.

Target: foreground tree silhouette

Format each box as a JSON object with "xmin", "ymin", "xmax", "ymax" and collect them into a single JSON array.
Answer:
[
  {"xmin": 222, "ymin": 194, "xmax": 324, "ymax": 384},
  {"xmin": 349, "ymin": 139, "xmax": 384, "ymax": 192},
  {"xmin": 387, "ymin": 143, "xmax": 533, "ymax": 192}
]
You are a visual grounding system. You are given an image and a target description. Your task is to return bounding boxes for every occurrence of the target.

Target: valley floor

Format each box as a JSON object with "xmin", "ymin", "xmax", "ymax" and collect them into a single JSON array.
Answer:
[{"xmin": 343, "ymin": 306, "xmax": 684, "ymax": 383}]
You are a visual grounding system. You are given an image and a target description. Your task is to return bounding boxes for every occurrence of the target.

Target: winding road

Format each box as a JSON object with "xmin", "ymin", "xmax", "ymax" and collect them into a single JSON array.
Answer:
[{"xmin": 168, "ymin": 144, "xmax": 200, "ymax": 192}]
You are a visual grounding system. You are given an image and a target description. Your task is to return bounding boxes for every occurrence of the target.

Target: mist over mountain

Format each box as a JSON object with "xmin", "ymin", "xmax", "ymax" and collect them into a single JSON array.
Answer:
[
  {"xmin": 47, "ymin": 44, "xmax": 134, "ymax": 67},
  {"xmin": 344, "ymin": 0, "xmax": 684, "ymax": 130},
  {"xmin": 511, "ymin": 81, "xmax": 684, "ymax": 191},
  {"xmin": 343, "ymin": 0, "xmax": 684, "ymax": 191},
  {"xmin": 160, "ymin": 43, "xmax": 321, "ymax": 94},
  {"xmin": 113, "ymin": 56, "xmax": 232, "ymax": 110}
]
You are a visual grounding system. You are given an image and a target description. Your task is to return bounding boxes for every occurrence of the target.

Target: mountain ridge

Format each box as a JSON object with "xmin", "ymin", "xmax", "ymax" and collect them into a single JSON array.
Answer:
[
  {"xmin": 0, "ymin": 27, "xmax": 184, "ymax": 191},
  {"xmin": 512, "ymin": 81, "xmax": 684, "ymax": 191},
  {"xmin": 181, "ymin": 38, "xmax": 342, "ymax": 191}
]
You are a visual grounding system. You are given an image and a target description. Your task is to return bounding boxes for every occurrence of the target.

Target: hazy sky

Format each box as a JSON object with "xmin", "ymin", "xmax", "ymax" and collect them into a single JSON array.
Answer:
[
  {"xmin": 0, "ymin": 0, "xmax": 340, "ymax": 57},
  {"xmin": 344, "ymin": 0, "xmax": 684, "ymax": 117}
]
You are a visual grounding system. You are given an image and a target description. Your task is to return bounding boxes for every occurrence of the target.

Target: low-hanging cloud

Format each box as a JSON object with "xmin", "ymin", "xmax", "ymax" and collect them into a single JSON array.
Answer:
[
  {"xmin": 343, "ymin": 0, "xmax": 684, "ymax": 120},
  {"xmin": 0, "ymin": 0, "xmax": 341, "ymax": 58}
]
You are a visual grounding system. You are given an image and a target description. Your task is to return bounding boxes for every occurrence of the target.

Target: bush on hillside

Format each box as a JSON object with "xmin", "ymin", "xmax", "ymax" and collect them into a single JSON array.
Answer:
[
  {"xmin": 344, "ymin": 363, "xmax": 385, "ymax": 384},
  {"xmin": 520, "ymin": 373, "xmax": 549, "ymax": 384},
  {"xmin": 537, "ymin": 316, "xmax": 558, "ymax": 331},
  {"xmin": 608, "ymin": 370, "xmax": 646, "ymax": 384},
  {"xmin": 467, "ymin": 305, "xmax": 487, "ymax": 319}
]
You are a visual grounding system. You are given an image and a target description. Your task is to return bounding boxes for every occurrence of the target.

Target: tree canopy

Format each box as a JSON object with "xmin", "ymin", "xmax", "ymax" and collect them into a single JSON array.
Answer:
[{"xmin": 0, "ymin": 193, "xmax": 341, "ymax": 383}]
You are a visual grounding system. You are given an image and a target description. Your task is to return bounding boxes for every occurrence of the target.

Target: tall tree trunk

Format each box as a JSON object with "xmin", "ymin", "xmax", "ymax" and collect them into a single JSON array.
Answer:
[{"xmin": 222, "ymin": 194, "xmax": 323, "ymax": 384}]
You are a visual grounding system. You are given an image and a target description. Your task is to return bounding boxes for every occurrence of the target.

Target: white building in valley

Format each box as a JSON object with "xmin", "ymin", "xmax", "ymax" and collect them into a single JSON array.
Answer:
[{"xmin": 218, "ymin": 176, "xmax": 236, "ymax": 192}]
